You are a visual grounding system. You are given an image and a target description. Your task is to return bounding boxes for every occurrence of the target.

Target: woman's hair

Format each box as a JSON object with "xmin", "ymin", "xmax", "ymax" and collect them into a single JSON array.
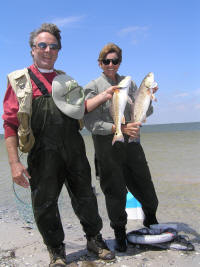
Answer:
[
  {"xmin": 98, "ymin": 43, "xmax": 122, "ymax": 63},
  {"xmin": 29, "ymin": 23, "xmax": 62, "ymax": 50}
]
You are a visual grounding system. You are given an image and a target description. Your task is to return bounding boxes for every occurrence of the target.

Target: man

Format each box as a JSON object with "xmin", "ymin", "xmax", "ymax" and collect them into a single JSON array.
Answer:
[{"xmin": 2, "ymin": 23, "xmax": 115, "ymax": 267}]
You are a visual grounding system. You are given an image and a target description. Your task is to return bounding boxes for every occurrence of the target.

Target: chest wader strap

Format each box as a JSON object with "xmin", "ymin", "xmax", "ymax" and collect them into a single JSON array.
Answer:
[
  {"xmin": 7, "ymin": 68, "xmax": 35, "ymax": 153},
  {"xmin": 28, "ymin": 69, "xmax": 50, "ymax": 96}
]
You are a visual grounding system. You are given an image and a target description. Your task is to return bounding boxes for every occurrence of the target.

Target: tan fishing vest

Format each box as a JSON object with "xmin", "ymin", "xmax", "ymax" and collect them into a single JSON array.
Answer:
[{"xmin": 7, "ymin": 68, "xmax": 84, "ymax": 153}]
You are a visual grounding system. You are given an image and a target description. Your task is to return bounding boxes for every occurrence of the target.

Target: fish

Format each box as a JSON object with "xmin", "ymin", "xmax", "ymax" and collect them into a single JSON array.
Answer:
[
  {"xmin": 111, "ymin": 76, "xmax": 132, "ymax": 145},
  {"xmin": 129, "ymin": 72, "xmax": 157, "ymax": 142}
]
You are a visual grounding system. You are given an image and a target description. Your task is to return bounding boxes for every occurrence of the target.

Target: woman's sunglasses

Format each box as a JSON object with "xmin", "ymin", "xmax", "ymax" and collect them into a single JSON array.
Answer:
[
  {"xmin": 102, "ymin": 58, "xmax": 120, "ymax": 65},
  {"xmin": 33, "ymin": 42, "xmax": 59, "ymax": 50}
]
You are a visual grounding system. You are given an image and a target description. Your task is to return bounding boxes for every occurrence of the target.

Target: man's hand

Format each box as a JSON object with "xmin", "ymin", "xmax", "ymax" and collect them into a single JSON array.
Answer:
[
  {"xmin": 10, "ymin": 161, "xmax": 31, "ymax": 188},
  {"xmin": 5, "ymin": 136, "xmax": 31, "ymax": 188},
  {"xmin": 121, "ymin": 122, "xmax": 141, "ymax": 138}
]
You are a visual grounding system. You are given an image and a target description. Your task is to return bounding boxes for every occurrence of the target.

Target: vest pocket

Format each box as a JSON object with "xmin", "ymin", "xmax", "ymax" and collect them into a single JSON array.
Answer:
[{"xmin": 17, "ymin": 112, "xmax": 35, "ymax": 153}]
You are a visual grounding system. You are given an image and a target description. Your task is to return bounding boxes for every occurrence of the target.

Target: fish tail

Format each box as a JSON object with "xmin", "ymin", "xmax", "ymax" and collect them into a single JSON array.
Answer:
[
  {"xmin": 128, "ymin": 136, "xmax": 140, "ymax": 143},
  {"xmin": 112, "ymin": 132, "xmax": 124, "ymax": 145}
]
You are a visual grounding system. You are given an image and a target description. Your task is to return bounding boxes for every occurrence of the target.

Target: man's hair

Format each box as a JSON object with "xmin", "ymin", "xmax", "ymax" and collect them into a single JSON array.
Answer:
[
  {"xmin": 98, "ymin": 43, "xmax": 122, "ymax": 63},
  {"xmin": 29, "ymin": 23, "xmax": 62, "ymax": 50}
]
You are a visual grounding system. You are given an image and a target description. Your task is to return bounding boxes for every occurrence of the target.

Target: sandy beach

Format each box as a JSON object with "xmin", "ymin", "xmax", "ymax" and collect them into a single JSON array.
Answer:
[
  {"xmin": 0, "ymin": 129, "xmax": 200, "ymax": 266},
  {"xmin": 0, "ymin": 182, "xmax": 200, "ymax": 267}
]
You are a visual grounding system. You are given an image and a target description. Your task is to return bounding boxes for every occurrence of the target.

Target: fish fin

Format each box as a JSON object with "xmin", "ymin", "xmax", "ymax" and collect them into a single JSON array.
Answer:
[
  {"xmin": 128, "ymin": 136, "xmax": 140, "ymax": 143},
  {"xmin": 121, "ymin": 116, "xmax": 126, "ymax": 124},
  {"xmin": 128, "ymin": 136, "xmax": 134, "ymax": 143},
  {"xmin": 150, "ymin": 82, "xmax": 158, "ymax": 89},
  {"xmin": 130, "ymin": 102, "xmax": 135, "ymax": 122},
  {"xmin": 112, "ymin": 132, "xmax": 124, "ymax": 145},
  {"xmin": 114, "ymin": 88, "xmax": 120, "ymax": 93},
  {"xmin": 151, "ymin": 93, "xmax": 157, "ymax": 102},
  {"xmin": 142, "ymin": 118, "xmax": 146, "ymax": 123},
  {"xmin": 109, "ymin": 100, "xmax": 114, "ymax": 119},
  {"xmin": 127, "ymin": 96, "xmax": 133, "ymax": 105},
  {"xmin": 147, "ymin": 89, "xmax": 152, "ymax": 95}
]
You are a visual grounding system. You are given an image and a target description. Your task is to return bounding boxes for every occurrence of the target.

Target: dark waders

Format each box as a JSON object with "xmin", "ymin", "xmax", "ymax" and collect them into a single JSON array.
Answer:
[
  {"xmin": 92, "ymin": 134, "xmax": 158, "ymax": 229},
  {"xmin": 28, "ymin": 95, "xmax": 102, "ymax": 248}
]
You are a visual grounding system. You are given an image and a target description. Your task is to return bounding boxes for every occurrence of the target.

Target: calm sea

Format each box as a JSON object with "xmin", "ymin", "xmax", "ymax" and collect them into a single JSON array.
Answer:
[{"xmin": 0, "ymin": 122, "xmax": 200, "ymax": 224}]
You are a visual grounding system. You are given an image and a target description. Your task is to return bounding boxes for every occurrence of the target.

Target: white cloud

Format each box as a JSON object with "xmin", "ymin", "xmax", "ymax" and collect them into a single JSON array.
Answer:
[
  {"xmin": 175, "ymin": 104, "xmax": 187, "ymax": 111},
  {"xmin": 118, "ymin": 26, "xmax": 148, "ymax": 36},
  {"xmin": 118, "ymin": 25, "xmax": 148, "ymax": 45},
  {"xmin": 173, "ymin": 88, "xmax": 200, "ymax": 98},
  {"xmin": 174, "ymin": 92, "xmax": 189, "ymax": 97},
  {"xmin": 52, "ymin": 16, "xmax": 85, "ymax": 27}
]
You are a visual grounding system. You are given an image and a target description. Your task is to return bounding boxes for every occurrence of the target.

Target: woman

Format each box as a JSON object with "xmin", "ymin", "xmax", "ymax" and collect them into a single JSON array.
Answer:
[{"xmin": 84, "ymin": 43, "xmax": 159, "ymax": 252}]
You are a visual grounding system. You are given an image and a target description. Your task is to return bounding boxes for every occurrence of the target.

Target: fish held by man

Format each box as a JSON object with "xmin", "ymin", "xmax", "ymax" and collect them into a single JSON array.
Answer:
[
  {"xmin": 111, "ymin": 76, "xmax": 132, "ymax": 145},
  {"xmin": 129, "ymin": 72, "xmax": 157, "ymax": 142}
]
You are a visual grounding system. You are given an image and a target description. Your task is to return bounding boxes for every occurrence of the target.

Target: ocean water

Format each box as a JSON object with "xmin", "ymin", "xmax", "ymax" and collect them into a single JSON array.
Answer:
[{"xmin": 0, "ymin": 122, "xmax": 200, "ymax": 227}]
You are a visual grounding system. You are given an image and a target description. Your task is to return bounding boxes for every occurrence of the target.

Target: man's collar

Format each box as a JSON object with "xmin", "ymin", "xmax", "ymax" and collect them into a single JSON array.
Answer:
[{"xmin": 37, "ymin": 67, "xmax": 54, "ymax": 73}]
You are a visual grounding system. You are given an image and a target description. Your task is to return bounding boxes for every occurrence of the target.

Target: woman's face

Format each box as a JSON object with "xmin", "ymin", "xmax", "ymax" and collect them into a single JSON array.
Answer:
[{"xmin": 99, "ymin": 52, "xmax": 120, "ymax": 79}]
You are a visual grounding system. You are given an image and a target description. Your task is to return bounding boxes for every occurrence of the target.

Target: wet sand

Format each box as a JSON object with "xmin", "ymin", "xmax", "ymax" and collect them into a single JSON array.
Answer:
[{"xmin": 0, "ymin": 132, "xmax": 200, "ymax": 266}]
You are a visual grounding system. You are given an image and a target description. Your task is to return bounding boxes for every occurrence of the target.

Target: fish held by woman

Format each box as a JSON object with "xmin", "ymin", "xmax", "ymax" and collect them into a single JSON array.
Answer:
[
  {"xmin": 111, "ymin": 76, "xmax": 132, "ymax": 145},
  {"xmin": 129, "ymin": 72, "xmax": 157, "ymax": 142}
]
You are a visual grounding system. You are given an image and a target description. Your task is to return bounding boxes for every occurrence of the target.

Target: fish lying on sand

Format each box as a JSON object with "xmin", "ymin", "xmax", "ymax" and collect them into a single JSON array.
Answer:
[
  {"xmin": 129, "ymin": 72, "xmax": 157, "ymax": 142},
  {"xmin": 111, "ymin": 76, "xmax": 132, "ymax": 145}
]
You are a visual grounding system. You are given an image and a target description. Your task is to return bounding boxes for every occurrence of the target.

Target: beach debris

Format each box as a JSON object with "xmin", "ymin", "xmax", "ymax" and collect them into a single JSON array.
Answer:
[
  {"xmin": 127, "ymin": 225, "xmax": 177, "ymax": 245},
  {"xmin": 111, "ymin": 76, "xmax": 132, "ymax": 145},
  {"xmin": 22, "ymin": 226, "xmax": 33, "ymax": 230},
  {"xmin": 152, "ymin": 235, "xmax": 195, "ymax": 251},
  {"xmin": 0, "ymin": 249, "xmax": 16, "ymax": 262},
  {"xmin": 127, "ymin": 223, "xmax": 195, "ymax": 252},
  {"xmin": 129, "ymin": 72, "xmax": 157, "ymax": 142}
]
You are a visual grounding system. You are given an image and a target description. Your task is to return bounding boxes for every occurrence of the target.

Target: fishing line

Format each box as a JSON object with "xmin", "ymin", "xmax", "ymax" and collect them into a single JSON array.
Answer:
[
  {"xmin": 13, "ymin": 151, "xmax": 31, "ymax": 205},
  {"xmin": 12, "ymin": 151, "xmax": 66, "ymax": 224},
  {"xmin": 12, "ymin": 151, "xmax": 34, "ymax": 224},
  {"xmin": 12, "ymin": 181, "xmax": 32, "ymax": 207}
]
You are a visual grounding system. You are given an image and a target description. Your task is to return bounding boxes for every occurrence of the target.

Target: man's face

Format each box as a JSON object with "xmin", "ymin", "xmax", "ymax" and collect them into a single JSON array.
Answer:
[{"xmin": 32, "ymin": 32, "xmax": 59, "ymax": 70}]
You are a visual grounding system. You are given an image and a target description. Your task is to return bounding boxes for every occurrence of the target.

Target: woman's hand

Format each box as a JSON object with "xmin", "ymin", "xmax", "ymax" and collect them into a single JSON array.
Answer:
[{"xmin": 121, "ymin": 122, "xmax": 141, "ymax": 138}]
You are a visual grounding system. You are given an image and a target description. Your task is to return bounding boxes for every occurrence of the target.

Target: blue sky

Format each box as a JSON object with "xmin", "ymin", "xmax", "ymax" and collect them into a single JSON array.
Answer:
[{"xmin": 0, "ymin": 0, "xmax": 199, "ymax": 133}]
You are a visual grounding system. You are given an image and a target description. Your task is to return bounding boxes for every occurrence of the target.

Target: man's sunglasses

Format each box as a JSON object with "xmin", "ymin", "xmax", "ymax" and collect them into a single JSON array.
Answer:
[
  {"xmin": 102, "ymin": 58, "xmax": 120, "ymax": 65},
  {"xmin": 33, "ymin": 42, "xmax": 59, "ymax": 50}
]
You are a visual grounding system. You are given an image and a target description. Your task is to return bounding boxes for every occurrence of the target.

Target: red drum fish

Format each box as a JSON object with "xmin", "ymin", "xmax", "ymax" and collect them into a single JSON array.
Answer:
[
  {"xmin": 111, "ymin": 76, "xmax": 132, "ymax": 145},
  {"xmin": 129, "ymin": 72, "xmax": 157, "ymax": 142}
]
